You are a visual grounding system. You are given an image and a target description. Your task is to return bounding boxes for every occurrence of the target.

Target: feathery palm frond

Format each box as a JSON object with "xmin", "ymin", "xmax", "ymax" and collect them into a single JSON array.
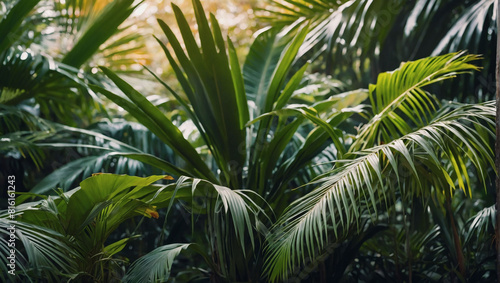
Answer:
[
  {"xmin": 263, "ymin": 52, "xmax": 494, "ymax": 281},
  {"xmin": 261, "ymin": 0, "xmax": 497, "ymax": 102},
  {"xmin": 265, "ymin": 100, "xmax": 494, "ymax": 281},
  {"xmin": 28, "ymin": 119, "xmax": 183, "ymax": 195},
  {"xmin": 0, "ymin": 217, "xmax": 79, "ymax": 280},
  {"xmin": 123, "ymin": 176, "xmax": 267, "ymax": 282},
  {"xmin": 351, "ymin": 51, "xmax": 480, "ymax": 151},
  {"xmin": 464, "ymin": 204, "xmax": 495, "ymax": 245},
  {"xmin": 123, "ymin": 243, "xmax": 196, "ymax": 283},
  {"xmin": 0, "ymin": 47, "xmax": 95, "ymax": 124},
  {"xmin": 432, "ymin": 0, "xmax": 496, "ymax": 56}
]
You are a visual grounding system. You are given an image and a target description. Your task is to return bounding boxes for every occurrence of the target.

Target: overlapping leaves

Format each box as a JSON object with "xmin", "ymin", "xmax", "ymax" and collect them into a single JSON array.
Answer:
[{"xmin": 264, "ymin": 53, "xmax": 494, "ymax": 282}]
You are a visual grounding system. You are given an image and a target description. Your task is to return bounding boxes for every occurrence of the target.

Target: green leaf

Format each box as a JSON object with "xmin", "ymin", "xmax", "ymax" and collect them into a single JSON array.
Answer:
[
  {"xmin": 61, "ymin": 0, "xmax": 137, "ymax": 68},
  {"xmin": 103, "ymin": 235, "xmax": 140, "ymax": 257},
  {"xmin": 156, "ymin": 0, "xmax": 249, "ymax": 187},
  {"xmin": 123, "ymin": 243, "xmax": 192, "ymax": 283},
  {"xmin": 228, "ymin": 38, "xmax": 250, "ymax": 128},
  {"xmin": 353, "ymin": 52, "xmax": 480, "ymax": 151},
  {"xmin": 264, "ymin": 21, "xmax": 310, "ymax": 113},
  {"xmin": 0, "ymin": 0, "xmax": 41, "ymax": 54},
  {"xmin": 92, "ymin": 69, "xmax": 216, "ymax": 182},
  {"xmin": 65, "ymin": 174, "xmax": 168, "ymax": 235}
]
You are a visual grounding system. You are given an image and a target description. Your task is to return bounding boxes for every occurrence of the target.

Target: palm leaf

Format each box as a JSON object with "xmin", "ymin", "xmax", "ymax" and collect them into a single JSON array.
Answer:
[
  {"xmin": 264, "ymin": 95, "xmax": 494, "ymax": 282},
  {"xmin": 61, "ymin": 0, "xmax": 137, "ymax": 68},
  {"xmin": 0, "ymin": 218, "xmax": 79, "ymax": 279},
  {"xmin": 0, "ymin": 0, "xmax": 40, "ymax": 54},
  {"xmin": 91, "ymin": 69, "xmax": 216, "ymax": 182},
  {"xmin": 242, "ymin": 25, "xmax": 294, "ymax": 106},
  {"xmin": 155, "ymin": 0, "xmax": 249, "ymax": 187},
  {"xmin": 432, "ymin": 0, "xmax": 495, "ymax": 56},
  {"xmin": 352, "ymin": 52, "xmax": 480, "ymax": 151},
  {"xmin": 123, "ymin": 243, "xmax": 202, "ymax": 283}
]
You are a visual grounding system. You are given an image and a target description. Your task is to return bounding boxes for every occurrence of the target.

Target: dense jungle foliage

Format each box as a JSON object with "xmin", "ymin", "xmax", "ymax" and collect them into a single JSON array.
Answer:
[{"xmin": 0, "ymin": 0, "xmax": 497, "ymax": 282}]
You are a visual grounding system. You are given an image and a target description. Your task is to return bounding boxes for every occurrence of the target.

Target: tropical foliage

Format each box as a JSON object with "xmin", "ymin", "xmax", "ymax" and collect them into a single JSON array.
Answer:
[{"xmin": 0, "ymin": 0, "xmax": 497, "ymax": 282}]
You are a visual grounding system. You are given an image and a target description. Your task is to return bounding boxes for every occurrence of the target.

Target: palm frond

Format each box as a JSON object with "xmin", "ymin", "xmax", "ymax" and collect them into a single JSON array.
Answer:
[
  {"xmin": 0, "ymin": 218, "xmax": 79, "ymax": 279},
  {"xmin": 352, "ymin": 52, "xmax": 480, "ymax": 151},
  {"xmin": 243, "ymin": 23, "xmax": 303, "ymax": 112},
  {"xmin": 61, "ymin": 0, "xmax": 138, "ymax": 68},
  {"xmin": 90, "ymin": 71, "xmax": 216, "ymax": 182},
  {"xmin": 123, "ymin": 243, "xmax": 199, "ymax": 283},
  {"xmin": 258, "ymin": 0, "xmax": 341, "ymax": 25},
  {"xmin": 154, "ymin": 0, "xmax": 249, "ymax": 187},
  {"xmin": 432, "ymin": 0, "xmax": 495, "ymax": 56},
  {"xmin": 464, "ymin": 204, "xmax": 495, "ymax": 244},
  {"xmin": 0, "ymin": 47, "xmax": 99, "ymax": 125},
  {"xmin": 264, "ymin": 98, "xmax": 494, "ymax": 281},
  {"xmin": 28, "ymin": 119, "xmax": 189, "ymax": 195},
  {"xmin": 178, "ymin": 177, "xmax": 261, "ymax": 250}
]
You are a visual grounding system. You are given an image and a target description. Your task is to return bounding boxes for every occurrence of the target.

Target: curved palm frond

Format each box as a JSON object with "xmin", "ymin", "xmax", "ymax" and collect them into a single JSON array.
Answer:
[
  {"xmin": 0, "ymin": 217, "xmax": 79, "ymax": 280},
  {"xmin": 0, "ymin": 104, "xmax": 56, "ymax": 168},
  {"xmin": 261, "ymin": 0, "xmax": 404, "ymax": 83},
  {"xmin": 0, "ymin": 104, "xmax": 53, "ymax": 133},
  {"xmin": 123, "ymin": 243, "xmax": 194, "ymax": 283},
  {"xmin": 122, "ymin": 243, "xmax": 215, "ymax": 282},
  {"xmin": 27, "ymin": 119, "xmax": 188, "ymax": 195},
  {"xmin": 121, "ymin": 176, "xmax": 267, "ymax": 282},
  {"xmin": 432, "ymin": 0, "xmax": 495, "ymax": 56},
  {"xmin": 90, "ymin": 70, "xmax": 217, "ymax": 182},
  {"xmin": 261, "ymin": 0, "xmax": 496, "ymax": 102},
  {"xmin": 352, "ymin": 52, "xmax": 480, "ymax": 151},
  {"xmin": 266, "ymin": 81, "xmax": 494, "ymax": 281},
  {"xmin": 177, "ymin": 177, "xmax": 262, "ymax": 249},
  {"xmin": 258, "ymin": 0, "xmax": 343, "ymax": 26},
  {"xmin": 59, "ymin": 0, "xmax": 141, "ymax": 69},
  {"xmin": 464, "ymin": 204, "xmax": 495, "ymax": 245},
  {"xmin": 0, "ymin": 47, "xmax": 96, "ymax": 124}
]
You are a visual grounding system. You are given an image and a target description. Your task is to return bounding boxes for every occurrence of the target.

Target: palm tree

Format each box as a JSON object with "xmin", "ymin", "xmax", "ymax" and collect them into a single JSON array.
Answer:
[
  {"xmin": 90, "ymin": 1, "xmax": 493, "ymax": 281},
  {"xmin": 1, "ymin": 0, "xmax": 495, "ymax": 282},
  {"xmin": 261, "ymin": 0, "xmax": 496, "ymax": 101},
  {"xmin": 264, "ymin": 52, "xmax": 495, "ymax": 282}
]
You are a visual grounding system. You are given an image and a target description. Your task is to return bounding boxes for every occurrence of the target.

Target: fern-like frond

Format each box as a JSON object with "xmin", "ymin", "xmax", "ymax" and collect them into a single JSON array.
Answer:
[
  {"xmin": 0, "ymin": 218, "xmax": 79, "ymax": 279},
  {"xmin": 264, "ymin": 101, "xmax": 494, "ymax": 282}
]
